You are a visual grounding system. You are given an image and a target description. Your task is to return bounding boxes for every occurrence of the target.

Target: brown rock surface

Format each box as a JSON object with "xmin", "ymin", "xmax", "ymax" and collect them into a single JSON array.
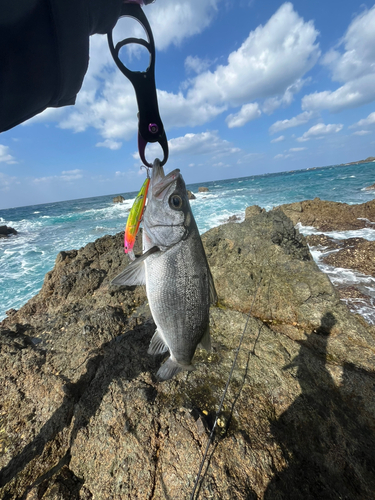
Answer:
[
  {"xmin": 187, "ymin": 190, "xmax": 196, "ymax": 200},
  {"xmin": 275, "ymin": 197, "xmax": 375, "ymax": 231},
  {"xmin": 198, "ymin": 187, "xmax": 209, "ymax": 193},
  {"xmin": 245, "ymin": 205, "xmax": 265, "ymax": 219},
  {"xmin": 113, "ymin": 195, "xmax": 125, "ymax": 203},
  {"xmin": 320, "ymin": 238, "xmax": 375, "ymax": 277},
  {"xmin": 1, "ymin": 213, "xmax": 375, "ymax": 499}
]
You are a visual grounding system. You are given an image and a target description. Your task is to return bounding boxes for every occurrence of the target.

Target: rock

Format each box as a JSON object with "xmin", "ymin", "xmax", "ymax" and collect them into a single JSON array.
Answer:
[
  {"xmin": 226, "ymin": 215, "xmax": 241, "ymax": 222},
  {"xmin": 275, "ymin": 198, "xmax": 375, "ymax": 231},
  {"xmin": 0, "ymin": 226, "xmax": 17, "ymax": 238},
  {"xmin": 245, "ymin": 205, "xmax": 265, "ymax": 219},
  {"xmin": 321, "ymin": 238, "xmax": 375, "ymax": 277},
  {"xmin": 198, "ymin": 187, "xmax": 209, "ymax": 193},
  {"xmin": 187, "ymin": 190, "xmax": 196, "ymax": 200},
  {"xmin": 364, "ymin": 183, "xmax": 375, "ymax": 191},
  {"xmin": 112, "ymin": 195, "xmax": 125, "ymax": 203},
  {"xmin": 1, "ymin": 212, "xmax": 375, "ymax": 499}
]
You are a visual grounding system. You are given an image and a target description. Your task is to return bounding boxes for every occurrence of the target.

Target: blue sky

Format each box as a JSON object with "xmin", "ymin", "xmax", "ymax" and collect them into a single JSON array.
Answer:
[{"xmin": 1, "ymin": 0, "xmax": 375, "ymax": 209}]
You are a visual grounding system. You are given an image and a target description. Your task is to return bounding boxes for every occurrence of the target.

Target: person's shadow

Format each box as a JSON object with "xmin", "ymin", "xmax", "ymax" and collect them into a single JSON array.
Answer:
[{"xmin": 264, "ymin": 312, "xmax": 375, "ymax": 499}]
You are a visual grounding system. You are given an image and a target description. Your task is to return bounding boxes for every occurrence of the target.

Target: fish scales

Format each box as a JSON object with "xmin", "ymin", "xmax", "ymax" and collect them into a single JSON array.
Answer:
[{"xmin": 112, "ymin": 159, "xmax": 217, "ymax": 380}]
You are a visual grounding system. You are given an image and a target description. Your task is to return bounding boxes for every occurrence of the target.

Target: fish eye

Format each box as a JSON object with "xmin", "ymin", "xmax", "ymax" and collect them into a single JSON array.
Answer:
[{"xmin": 169, "ymin": 194, "xmax": 183, "ymax": 210}]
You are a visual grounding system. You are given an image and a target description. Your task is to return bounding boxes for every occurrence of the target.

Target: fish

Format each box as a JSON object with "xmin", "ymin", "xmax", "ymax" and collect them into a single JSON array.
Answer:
[
  {"xmin": 112, "ymin": 158, "xmax": 217, "ymax": 380},
  {"xmin": 124, "ymin": 176, "xmax": 150, "ymax": 260}
]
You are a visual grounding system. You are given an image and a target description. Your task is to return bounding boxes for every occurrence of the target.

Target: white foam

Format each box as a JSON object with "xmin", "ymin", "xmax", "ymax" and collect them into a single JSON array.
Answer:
[{"xmin": 297, "ymin": 223, "xmax": 375, "ymax": 241}]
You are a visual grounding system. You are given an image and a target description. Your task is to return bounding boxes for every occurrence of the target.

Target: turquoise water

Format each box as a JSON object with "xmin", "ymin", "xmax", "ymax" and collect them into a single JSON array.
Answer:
[{"xmin": 1, "ymin": 162, "xmax": 374, "ymax": 321}]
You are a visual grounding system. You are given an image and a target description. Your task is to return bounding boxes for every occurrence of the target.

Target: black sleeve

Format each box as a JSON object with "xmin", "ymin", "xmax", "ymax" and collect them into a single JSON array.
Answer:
[{"xmin": 0, "ymin": 0, "xmax": 123, "ymax": 133}]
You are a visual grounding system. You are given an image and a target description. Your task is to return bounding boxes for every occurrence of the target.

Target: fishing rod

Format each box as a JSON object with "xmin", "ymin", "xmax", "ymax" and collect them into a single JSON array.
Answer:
[{"xmin": 190, "ymin": 277, "xmax": 263, "ymax": 500}]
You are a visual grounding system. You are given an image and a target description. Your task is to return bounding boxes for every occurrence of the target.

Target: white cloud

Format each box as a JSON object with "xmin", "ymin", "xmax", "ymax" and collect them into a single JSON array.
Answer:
[
  {"xmin": 297, "ymin": 123, "xmax": 343, "ymax": 142},
  {"xmin": 0, "ymin": 172, "xmax": 18, "ymax": 191},
  {"xmin": 269, "ymin": 111, "xmax": 314, "ymax": 134},
  {"xmin": 96, "ymin": 139, "xmax": 123, "ymax": 150},
  {"xmin": 226, "ymin": 103, "xmax": 261, "ymax": 128},
  {"xmin": 26, "ymin": 3, "xmax": 320, "ymax": 141},
  {"xmin": 289, "ymin": 147, "xmax": 306, "ymax": 151},
  {"xmin": 33, "ymin": 170, "xmax": 84, "ymax": 183},
  {"xmin": 0, "ymin": 145, "xmax": 16, "ymax": 164},
  {"xmin": 271, "ymin": 135, "xmax": 285, "ymax": 143},
  {"xmin": 350, "ymin": 111, "xmax": 375, "ymax": 129},
  {"xmin": 188, "ymin": 3, "xmax": 319, "ymax": 108},
  {"xmin": 353, "ymin": 130, "xmax": 371, "ymax": 136},
  {"xmin": 274, "ymin": 153, "xmax": 291, "ymax": 159},
  {"xmin": 262, "ymin": 78, "xmax": 309, "ymax": 114},
  {"xmin": 134, "ymin": 130, "xmax": 241, "ymax": 160},
  {"xmin": 185, "ymin": 55, "xmax": 213, "ymax": 74},
  {"xmin": 302, "ymin": 6, "xmax": 375, "ymax": 113},
  {"xmin": 147, "ymin": 0, "xmax": 221, "ymax": 50}
]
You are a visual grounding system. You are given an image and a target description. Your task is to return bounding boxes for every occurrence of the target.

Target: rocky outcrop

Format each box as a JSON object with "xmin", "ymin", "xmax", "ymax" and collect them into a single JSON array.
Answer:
[
  {"xmin": 364, "ymin": 183, "xmax": 375, "ymax": 191},
  {"xmin": 198, "ymin": 187, "xmax": 209, "ymax": 193},
  {"xmin": 275, "ymin": 197, "xmax": 375, "ymax": 231},
  {"xmin": 1, "ymin": 212, "xmax": 375, "ymax": 499},
  {"xmin": 245, "ymin": 205, "xmax": 265, "ymax": 219},
  {"xmin": 113, "ymin": 195, "xmax": 125, "ymax": 203},
  {"xmin": 0, "ymin": 226, "xmax": 17, "ymax": 238},
  {"xmin": 187, "ymin": 190, "xmax": 196, "ymax": 200}
]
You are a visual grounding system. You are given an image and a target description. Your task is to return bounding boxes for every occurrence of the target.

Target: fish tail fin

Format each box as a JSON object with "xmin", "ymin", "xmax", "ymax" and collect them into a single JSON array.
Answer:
[{"xmin": 157, "ymin": 358, "xmax": 194, "ymax": 381}]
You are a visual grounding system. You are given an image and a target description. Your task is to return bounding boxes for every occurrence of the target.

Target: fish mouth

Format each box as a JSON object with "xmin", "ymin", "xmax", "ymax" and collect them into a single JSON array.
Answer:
[{"xmin": 152, "ymin": 160, "xmax": 180, "ymax": 198}]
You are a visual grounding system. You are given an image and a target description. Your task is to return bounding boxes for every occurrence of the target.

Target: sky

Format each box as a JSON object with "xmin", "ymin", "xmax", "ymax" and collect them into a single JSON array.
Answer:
[{"xmin": 1, "ymin": 0, "xmax": 375, "ymax": 209}]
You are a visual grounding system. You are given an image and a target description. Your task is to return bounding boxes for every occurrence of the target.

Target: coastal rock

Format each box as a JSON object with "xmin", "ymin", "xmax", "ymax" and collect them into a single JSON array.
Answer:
[
  {"xmin": 112, "ymin": 195, "xmax": 125, "ymax": 203},
  {"xmin": 364, "ymin": 183, "xmax": 375, "ymax": 191},
  {"xmin": 317, "ymin": 238, "xmax": 375, "ymax": 277},
  {"xmin": 187, "ymin": 190, "xmax": 196, "ymax": 200},
  {"xmin": 245, "ymin": 205, "xmax": 265, "ymax": 219},
  {"xmin": 275, "ymin": 197, "xmax": 375, "ymax": 231},
  {"xmin": 0, "ymin": 226, "xmax": 17, "ymax": 238},
  {"xmin": 226, "ymin": 215, "xmax": 241, "ymax": 222},
  {"xmin": 1, "ymin": 212, "xmax": 375, "ymax": 499},
  {"xmin": 198, "ymin": 187, "xmax": 209, "ymax": 193}
]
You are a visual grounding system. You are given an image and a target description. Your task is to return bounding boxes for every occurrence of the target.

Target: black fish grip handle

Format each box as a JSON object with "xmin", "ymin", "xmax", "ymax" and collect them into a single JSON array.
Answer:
[{"xmin": 107, "ymin": 3, "xmax": 168, "ymax": 167}]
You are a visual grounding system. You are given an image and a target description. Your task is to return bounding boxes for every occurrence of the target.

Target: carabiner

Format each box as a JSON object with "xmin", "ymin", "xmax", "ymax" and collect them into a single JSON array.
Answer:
[{"xmin": 108, "ymin": 3, "xmax": 169, "ymax": 168}]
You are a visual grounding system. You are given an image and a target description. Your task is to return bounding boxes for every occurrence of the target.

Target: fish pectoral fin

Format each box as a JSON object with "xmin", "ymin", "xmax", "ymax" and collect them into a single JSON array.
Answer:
[
  {"xmin": 111, "ymin": 246, "xmax": 160, "ymax": 286},
  {"xmin": 148, "ymin": 329, "xmax": 169, "ymax": 356},
  {"xmin": 157, "ymin": 358, "xmax": 195, "ymax": 381},
  {"xmin": 198, "ymin": 326, "xmax": 211, "ymax": 352},
  {"xmin": 208, "ymin": 267, "xmax": 218, "ymax": 305}
]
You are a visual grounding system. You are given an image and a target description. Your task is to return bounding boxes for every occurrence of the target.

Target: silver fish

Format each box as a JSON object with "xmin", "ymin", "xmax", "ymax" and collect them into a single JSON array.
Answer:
[{"xmin": 112, "ymin": 159, "xmax": 217, "ymax": 380}]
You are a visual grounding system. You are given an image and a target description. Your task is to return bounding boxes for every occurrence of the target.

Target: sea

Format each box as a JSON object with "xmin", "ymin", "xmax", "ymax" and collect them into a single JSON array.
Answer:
[{"xmin": 1, "ymin": 162, "xmax": 374, "ymax": 324}]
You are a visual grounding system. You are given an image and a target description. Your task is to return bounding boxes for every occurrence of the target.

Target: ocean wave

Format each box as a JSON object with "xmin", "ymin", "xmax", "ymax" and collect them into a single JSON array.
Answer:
[{"xmin": 297, "ymin": 223, "xmax": 375, "ymax": 241}]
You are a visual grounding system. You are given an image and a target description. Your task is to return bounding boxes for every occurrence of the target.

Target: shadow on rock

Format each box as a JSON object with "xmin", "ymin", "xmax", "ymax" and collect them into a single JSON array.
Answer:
[
  {"xmin": 264, "ymin": 312, "xmax": 375, "ymax": 499},
  {"xmin": 0, "ymin": 320, "xmax": 157, "ymax": 499}
]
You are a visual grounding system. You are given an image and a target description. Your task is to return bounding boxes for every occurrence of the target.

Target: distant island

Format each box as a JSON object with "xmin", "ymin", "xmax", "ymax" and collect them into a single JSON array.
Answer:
[{"xmin": 341, "ymin": 156, "xmax": 375, "ymax": 166}]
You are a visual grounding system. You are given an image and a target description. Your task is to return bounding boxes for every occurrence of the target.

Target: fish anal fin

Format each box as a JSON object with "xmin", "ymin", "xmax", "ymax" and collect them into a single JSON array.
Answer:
[
  {"xmin": 208, "ymin": 267, "xmax": 218, "ymax": 305},
  {"xmin": 148, "ymin": 329, "xmax": 169, "ymax": 356},
  {"xmin": 198, "ymin": 327, "xmax": 211, "ymax": 352}
]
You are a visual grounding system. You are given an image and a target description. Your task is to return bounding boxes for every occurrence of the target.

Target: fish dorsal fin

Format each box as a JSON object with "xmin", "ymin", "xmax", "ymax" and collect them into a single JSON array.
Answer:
[
  {"xmin": 111, "ymin": 246, "xmax": 160, "ymax": 286},
  {"xmin": 148, "ymin": 329, "xmax": 169, "ymax": 356},
  {"xmin": 208, "ymin": 267, "xmax": 218, "ymax": 305}
]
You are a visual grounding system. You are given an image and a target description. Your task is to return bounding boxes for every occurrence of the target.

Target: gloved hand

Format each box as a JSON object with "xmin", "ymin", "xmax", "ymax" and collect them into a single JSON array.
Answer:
[{"xmin": 0, "ymin": 0, "xmax": 153, "ymax": 133}]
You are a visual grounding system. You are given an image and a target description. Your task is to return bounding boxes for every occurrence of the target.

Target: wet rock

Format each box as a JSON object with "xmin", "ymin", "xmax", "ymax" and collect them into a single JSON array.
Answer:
[
  {"xmin": 198, "ymin": 187, "xmax": 209, "ymax": 193},
  {"xmin": 364, "ymin": 183, "xmax": 375, "ymax": 191},
  {"xmin": 112, "ymin": 196, "xmax": 125, "ymax": 203},
  {"xmin": 1, "ymin": 213, "xmax": 375, "ymax": 499},
  {"xmin": 275, "ymin": 197, "xmax": 375, "ymax": 231},
  {"xmin": 321, "ymin": 238, "xmax": 375, "ymax": 277},
  {"xmin": 187, "ymin": 190, "xmax": 196, "ymax": 200},
  {"xmin": 0, "ymin": 226, "xmax": 17, "ymax": 238}
]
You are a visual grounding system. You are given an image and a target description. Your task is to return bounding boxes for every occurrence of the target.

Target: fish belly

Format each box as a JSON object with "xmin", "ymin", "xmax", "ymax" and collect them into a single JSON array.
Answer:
[{"xmin": 145, "ymin": 237, "xmax": 210, "ymax": 366}]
